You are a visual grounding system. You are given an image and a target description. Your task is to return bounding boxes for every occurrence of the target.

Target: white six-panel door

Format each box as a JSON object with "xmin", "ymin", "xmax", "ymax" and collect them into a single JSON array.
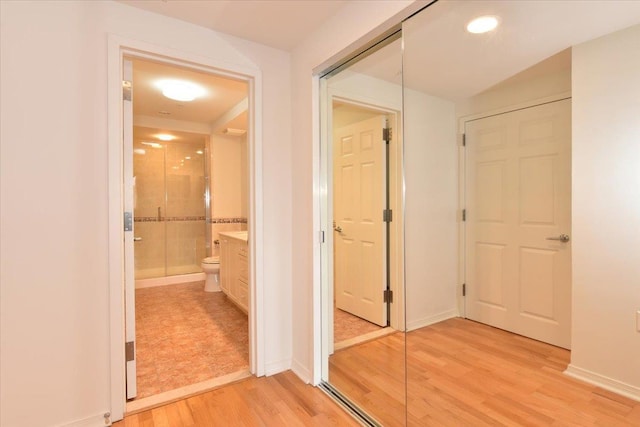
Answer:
[
  {"xmin": 334, "ymin": 116, "xmax": 387, "ymax": 327},
  {"xmin": 465, "ymin": 99, "xmax": 572, "ymax": 349}
]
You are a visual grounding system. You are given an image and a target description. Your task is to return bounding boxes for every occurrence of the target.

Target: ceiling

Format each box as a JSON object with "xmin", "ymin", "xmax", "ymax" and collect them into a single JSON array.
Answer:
[
  {"xmin": 124, "ymin": 0, "xmax": 640, "ymax": 127},
  {"xmin": 345, "ymin": 1, "xmax": 640, "ymax": 101},
  {"xmin": 131, "ymin": 57, "xmax": 247, "ymax": 124},
  {"xmin": 117, "ymin": 0, "xmax": 348, "ymax": 51}
]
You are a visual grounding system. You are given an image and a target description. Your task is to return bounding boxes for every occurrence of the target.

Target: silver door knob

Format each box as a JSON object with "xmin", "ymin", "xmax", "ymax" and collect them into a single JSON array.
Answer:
[
  {"xmin": 546, "ymin": 234, "xmax": 570, "ymax": 243},
  {"xmin": 133, "ymin": 237, "xmax": 142, "ymax": 242},
  {"xmin": 334, "ymin": 226, "xmax": 343, "ymax": 233}
]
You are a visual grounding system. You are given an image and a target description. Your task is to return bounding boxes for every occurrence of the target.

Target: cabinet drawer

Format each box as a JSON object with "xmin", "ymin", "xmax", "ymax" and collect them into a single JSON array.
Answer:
[{"xmin": 237, "ymin": 279, "xmax": 248, "ymax": 309}]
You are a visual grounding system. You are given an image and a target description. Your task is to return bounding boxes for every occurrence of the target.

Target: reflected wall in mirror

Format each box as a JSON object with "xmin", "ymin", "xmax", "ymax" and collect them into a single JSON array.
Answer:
[
  {"xmin": 320, "ymin": 35, "xmax": 406, "ymax": 426},
  {"xmin": 402, "ymin": 1, "xmax": 640, "ymax": 425}
]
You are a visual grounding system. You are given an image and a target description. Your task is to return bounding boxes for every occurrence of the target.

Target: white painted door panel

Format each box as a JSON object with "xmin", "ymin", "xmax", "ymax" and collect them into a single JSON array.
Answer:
[
  {"xmin": 123, "ymin": 59, "xmax": 137, "ymax": 399},
  {"xmin": 465, "ymin": 99, "xmax": 571, "ymax": 348},
  {"xmin": 334, "ymin": 116, "xmax": 386, "ymax": 327}
]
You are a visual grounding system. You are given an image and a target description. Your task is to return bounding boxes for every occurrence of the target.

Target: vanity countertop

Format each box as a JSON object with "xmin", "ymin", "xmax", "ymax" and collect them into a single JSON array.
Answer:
[{"xmin": 218, "ymin": 231, "xmax": 248, "ymax": 242}]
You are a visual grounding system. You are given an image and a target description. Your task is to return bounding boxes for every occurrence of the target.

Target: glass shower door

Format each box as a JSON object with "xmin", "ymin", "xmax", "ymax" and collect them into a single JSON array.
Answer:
[
  {"xmin": 164, "ymin": 140, "xmax": 207, "ymax": 277},
  {"xmin": 133, "ymin": 130, "xmax": 207, "ymax": 280}
]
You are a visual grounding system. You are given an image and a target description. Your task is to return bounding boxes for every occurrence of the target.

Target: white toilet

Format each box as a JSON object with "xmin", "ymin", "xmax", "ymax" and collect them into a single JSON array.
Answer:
[{"xmin": 201, "ymin": 256, "xmax": 220, "ymax": 292}]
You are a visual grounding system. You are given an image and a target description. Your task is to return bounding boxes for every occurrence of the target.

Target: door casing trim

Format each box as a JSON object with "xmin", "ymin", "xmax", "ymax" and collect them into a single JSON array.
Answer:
[{"xmin": 107, "ymin": 34, "xmax": 264, "ymax": 421}]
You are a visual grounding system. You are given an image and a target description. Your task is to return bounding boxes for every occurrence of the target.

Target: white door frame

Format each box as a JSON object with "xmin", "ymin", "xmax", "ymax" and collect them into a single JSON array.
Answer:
[
  {"xmin": 457, "ymin": 92, "xmax": 572, "ymax": 318},
  {"xmin": 107, "ymin": 34, "xmax": 264, "ymax": 421},
  {"xmin": 319, "ymin": 85, "xmax": 404, "ymax": 380}
]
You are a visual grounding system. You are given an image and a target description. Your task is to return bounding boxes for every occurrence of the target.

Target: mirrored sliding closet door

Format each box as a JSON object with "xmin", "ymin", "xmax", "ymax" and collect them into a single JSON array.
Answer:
[{"xmin": 319, "ymin": 33, "xmax": 406, "ymax": 426}]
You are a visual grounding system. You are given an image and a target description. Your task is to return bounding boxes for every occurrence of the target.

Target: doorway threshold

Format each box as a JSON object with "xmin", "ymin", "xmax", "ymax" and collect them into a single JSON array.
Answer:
[
  {"xmin": 125, "ymin": 369, "xmax": 251, "ymax": 415},
  {"xmin": 334, "ymin": 327, "xmax": 396, "ymax": 352}
]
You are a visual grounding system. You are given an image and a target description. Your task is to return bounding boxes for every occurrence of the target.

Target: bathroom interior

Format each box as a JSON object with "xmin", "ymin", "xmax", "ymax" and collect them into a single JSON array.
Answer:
[{"xmin": 129, "ymin": 56, "xmax": 251, "ymax": 402}]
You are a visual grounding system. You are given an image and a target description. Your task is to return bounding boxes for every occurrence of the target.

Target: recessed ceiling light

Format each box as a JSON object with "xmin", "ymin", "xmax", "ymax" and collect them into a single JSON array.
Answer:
[
  {"xmin": 156, "ymin": 79, "xmax": 205, "ymax": 102},
  {"xmin": 156, "ymin": 134, "xmax": 174, "ymax": 141},
  {"xmin": 466, "ymin": 16, "xmax": 499, "ymax": 34},
  {"xmin": 141, "ymin": 142, "xmax": 163, "ymax": 148}
]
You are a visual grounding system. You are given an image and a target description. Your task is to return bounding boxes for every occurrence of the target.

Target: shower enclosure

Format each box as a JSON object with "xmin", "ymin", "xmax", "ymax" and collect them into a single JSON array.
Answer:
[{"xmin": 133, "ymin": 129, "xmax": 209, "ymax": 280}]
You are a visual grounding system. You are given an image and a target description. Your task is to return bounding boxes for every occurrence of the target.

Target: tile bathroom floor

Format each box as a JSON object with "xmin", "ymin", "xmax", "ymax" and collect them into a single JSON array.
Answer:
[
  {"xmin": 134, "ymin": 281, "xmax": 249, "ymax": 399},
  {"xmin": 334, "ymin": 306, "xmax": 383, "ymax": 344}
]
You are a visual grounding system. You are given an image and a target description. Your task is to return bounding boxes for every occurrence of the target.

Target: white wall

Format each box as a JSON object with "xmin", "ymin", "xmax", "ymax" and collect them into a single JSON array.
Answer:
[
  {"xmin": 211, "ymin": 134, "xmax": 244, "ymax": 218},
  {"xmin": 403, "ymin": 89, "xmax": 458, "ymax": 330},
  {"xmin": 568, "ymin": 24, "xmax": 640, "ymax": 398},
  {"xmin": 0, "ymin": 1, "xmax": 291, "ymax": 426},
  {"xmin": 290, "ymin": 0, "xmax": 418, "ymax": 382},
  {"xmin": 456, "ymin": 66, "xmax": 572, "ymax": 118}
]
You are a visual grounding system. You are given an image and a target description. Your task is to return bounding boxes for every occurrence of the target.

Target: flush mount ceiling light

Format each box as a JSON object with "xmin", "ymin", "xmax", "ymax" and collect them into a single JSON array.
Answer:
[
  {"xmin": 156, "ymin": 79, "xmax": 205, "ymax": 102},
  {"xmin": 155, "ymin": 134, "xmax": 175, "ymax": 141},
  {"xmin": 466, "ymin": 16, "xmax": 499, "ymax": 34}
]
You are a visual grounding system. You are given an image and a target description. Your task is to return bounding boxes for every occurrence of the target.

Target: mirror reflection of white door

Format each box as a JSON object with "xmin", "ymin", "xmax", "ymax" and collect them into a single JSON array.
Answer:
[
  {"xmin": 465, "ymin": 99, "xmax": 572, "ymax": 349},
  {"xmin": 123, "ymin": 58, "xmax": 137, "ymax": 399},
  {"xmin": 334, "ymin": 115, "xmax": 387, "ymax": 327}
]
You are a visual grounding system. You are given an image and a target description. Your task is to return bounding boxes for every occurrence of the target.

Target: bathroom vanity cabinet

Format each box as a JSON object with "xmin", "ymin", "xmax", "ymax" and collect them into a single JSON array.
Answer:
[{"xmin": 219, "ymin": 232, "xmax": 249, "ymax": 314}]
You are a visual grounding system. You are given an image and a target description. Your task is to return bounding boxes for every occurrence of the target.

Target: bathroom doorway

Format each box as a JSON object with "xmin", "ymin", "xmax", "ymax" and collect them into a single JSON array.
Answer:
[{"xmin": 123, "ymin": 55, "xmax": 252, "ymax": 410}]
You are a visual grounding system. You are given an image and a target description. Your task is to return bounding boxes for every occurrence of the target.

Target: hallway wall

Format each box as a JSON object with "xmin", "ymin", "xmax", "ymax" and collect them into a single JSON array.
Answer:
[
  {"xmin": 0, "ymin": 1, "xmax": 292, "ymax": 425},
  {"xmin": 569, "ymin": 23, "xmax": 640, "ymax": 398}
]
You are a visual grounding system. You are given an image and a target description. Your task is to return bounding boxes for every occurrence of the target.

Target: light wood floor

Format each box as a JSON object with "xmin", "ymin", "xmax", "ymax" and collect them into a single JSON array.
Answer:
[
  {"xmin": 116, "ymin": 318, "xmax": 640, "ymax": 426},
  {"xmin": 113, "ymin": 370, "xmax": 359, "ymax": 426},
  {"xmin": 330, "ymin": 317, "xmax": 640, "ymax": 426}
]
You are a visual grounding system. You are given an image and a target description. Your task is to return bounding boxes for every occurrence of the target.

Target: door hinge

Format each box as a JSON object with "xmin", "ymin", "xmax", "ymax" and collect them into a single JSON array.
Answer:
[
  {"xmin": 125, "ymin": 341, "xmax": 135, "ymax": 362},
  {"xmin": 383, "ymin": 209, "xmax": 393, "ymax": 222},
  {"xmin": 124, "ymin": 212, "xmax": 133, "ymax": 231},
  {"xmin": 462, "ymin": 283, "xmax": 466, "ymax": 297},
  {"xmin": 462, "ymin": 209, "xmax": 466, "ymax": 222},
  {"xmin": 383, "ymin": 289, "xmax": 393, "ymax": 303},
  {"xmin": 383, "ymin": 127, "xmax": 392, "ymax": 143},
  {"xmin": 462, "ymin": 133, "xmax": 466, "ymax": 147},
  {"xmin": 122, "ymin": 80, "xmax": 132, "ymax": 101},
  {"xmin": 320, "ymin": 230, "xmax": 325, "ymax": 243}
]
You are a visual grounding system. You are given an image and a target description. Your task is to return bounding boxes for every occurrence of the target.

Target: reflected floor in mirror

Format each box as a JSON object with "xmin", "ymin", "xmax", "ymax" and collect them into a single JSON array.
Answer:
[
  {"xmin": 329, "ymin": 331, "xmax": 406, "ymax": 426},
  {"xmin": 330, "ymin": 318, "xmax": 640, "ymax": 426},
  {"xmin": 334, "ymin": 307, "xmax": 384, "ymax": 345}
]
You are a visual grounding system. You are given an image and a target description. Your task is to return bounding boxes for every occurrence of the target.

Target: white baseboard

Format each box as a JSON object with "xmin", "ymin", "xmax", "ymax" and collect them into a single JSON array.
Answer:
[
  {"xmin": 264, "ymin": 357, "xmax": 291, "ymax": 376},
  {"xmin": 291, "ymin": 358, "xmax": 312, "ymax": 384},
  {"xmin": 564, "ymin": 364, "xmax": 640, "ymax": 402},
  {"xmin": 406, "ymin": 310, "xmax": 458, "ymax": 332},
  {"xmin": 58, "ymin": 413, "xmax": 111, "ymax": 427}
]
